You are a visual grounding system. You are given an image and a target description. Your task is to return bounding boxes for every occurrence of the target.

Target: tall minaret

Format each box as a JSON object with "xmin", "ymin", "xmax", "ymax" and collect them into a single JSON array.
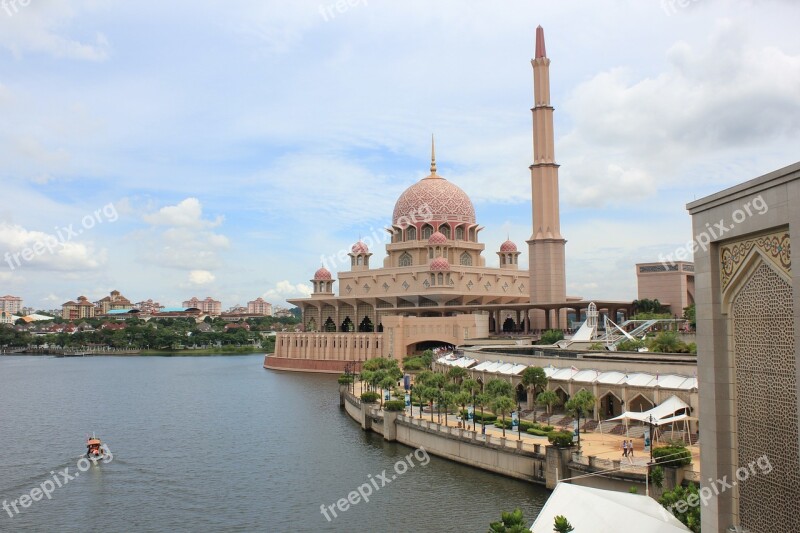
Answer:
[{"xmin": 527, "ymin": 26, "xmax": 567, "ymax": 328}]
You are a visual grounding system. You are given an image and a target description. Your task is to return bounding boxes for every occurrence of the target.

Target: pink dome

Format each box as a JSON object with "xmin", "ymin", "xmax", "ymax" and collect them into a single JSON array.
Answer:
[
  {"xmin": 393, "ymin": 174, "xmax": 475, "ymax": 226},
  {"xmin": 428, "ymin": 231, "xmax": 447, "ymax": 245},
  {"xmin": 313, "ymin": 267, "xmax": 332, "ymax": 280},
  {"xmin": 429, "ymin": 257, "xmax": 450, "ymax": 271},
  {"xmin": 351, "ymin": 241, "xmax": 369, "ymax": 253},
  {"xmin": 500, "ymin": 239, "xmax": 518, "ymax": 252}
]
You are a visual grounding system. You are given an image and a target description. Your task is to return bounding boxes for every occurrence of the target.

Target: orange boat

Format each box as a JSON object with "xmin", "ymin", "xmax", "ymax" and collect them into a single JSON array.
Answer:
[{"xmin": 86, "ymin": 434, "xmax": 108, "ymax": 461}]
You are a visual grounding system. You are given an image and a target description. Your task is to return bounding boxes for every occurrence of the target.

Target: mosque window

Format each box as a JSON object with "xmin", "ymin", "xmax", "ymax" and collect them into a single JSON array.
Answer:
[
  {"xmin": 429, "ymin": 249, "xmax": 434, "ymax": 259},
  {"xmin": 407, "ymin": 226, "xmax": 417, "ymax": 241},
  {"xmin": 439, "ymin": 225, "xmax": 451, "ymax": 239},
  {"xmin": 421, "ymin": 224, "xmax": 433, "ymax": 239},
  {"xmin": 437, "ymin": 273, "xmax": 444, "ymax": 285},
  {"xmin": 455, "ymin": 226, "xmax": 464, "ymax": 240},
  {"xmin": 399, "ymin": 252, "xmax": 413, "ymax": 267},
  {"xmin": 469, "ymin": 227, "xmax": 476, "ymax": 241},
  {"xmin": 357, "ymin": 256, "xmax": 363, "ymax": 266},
  {"xmin": 460, "ymin": 252, "xmax": 472, "ymax": 266}
]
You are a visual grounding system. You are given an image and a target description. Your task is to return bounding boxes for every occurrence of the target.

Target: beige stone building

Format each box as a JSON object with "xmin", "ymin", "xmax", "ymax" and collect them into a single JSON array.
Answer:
[
  {"xmin": 636, "ymin": 261, "xmax": 695, "ymax": 313},
  {"xmin": 688, "ymin": 161, "xmax": 799, "ymax": 533},
  {"xmin": 61, "ymin": 296, "xmax": 96, "ymax": 320},
  {"xmin": 0, "ymin": 295, "xmax": 23, "ymax": 314},
  {"xmin": 247, "ymin": 297, "xmax": 273, "ymax": 316},
  {"xmin": 182, "ymin": 296, "xmax": 222, "ymax": 316},
  {"xmin": 95, "ymin": 290, "xmax": 133, "ymax": 314},
  {"xmin": 267, "ymin": 27, "xmax": 633, "ymax": 373}
]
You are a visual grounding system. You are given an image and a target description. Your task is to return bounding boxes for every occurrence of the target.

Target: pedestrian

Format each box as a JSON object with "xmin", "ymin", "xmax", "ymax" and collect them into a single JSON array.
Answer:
[
  {"xmin": 622, "ymin": 440, "xmax": 628, "ymax": 458},
  {"xmin": 628, "ymin": 440, "xmax": 634, "ymax": 458}
]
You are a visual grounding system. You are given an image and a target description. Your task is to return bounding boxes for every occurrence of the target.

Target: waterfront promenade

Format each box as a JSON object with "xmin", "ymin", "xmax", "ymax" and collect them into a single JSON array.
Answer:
[{"xmin": 346, "ymin": 381, "xmax": 701, "ymax": 489}]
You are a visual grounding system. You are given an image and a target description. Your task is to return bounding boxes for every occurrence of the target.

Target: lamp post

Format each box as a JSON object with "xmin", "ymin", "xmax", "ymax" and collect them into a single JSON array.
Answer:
[
  {"xmin": 517, "ymin": 400, "xmax": 522, "ymax": 441},
  {"xmin": 409, "ymin": 384, "xmax": 414, "ymax": 418}
]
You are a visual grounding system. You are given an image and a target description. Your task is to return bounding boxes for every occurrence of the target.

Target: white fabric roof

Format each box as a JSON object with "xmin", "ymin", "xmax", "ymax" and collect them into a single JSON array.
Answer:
[
  {"xmin": 572, "ymin": 369, "xmax": 600, "ymax": 383},
  {"xmin": 529, "ymin": 483, "xmax": 691, "ymax": 533},
  {"xmin": 608, "ymin": 395, "xmax": 691, "ymax": 424}
]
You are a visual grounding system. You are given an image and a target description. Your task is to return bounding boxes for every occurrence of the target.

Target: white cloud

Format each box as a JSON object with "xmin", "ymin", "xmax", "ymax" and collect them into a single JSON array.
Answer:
[
  {"xmin": 558, "ymin": 19, "xmax": 800, "ymax": 207},
  {"xmin": 0, "ymin": 2, "xmax": 110, "ymax": 61},
  {"xmin": 188, "ymin": 270, "xmax": 215, "ymax": 285},
  {"xmin": 0, "ymin": 223, "xmax": 105, "ymax": 272},
  {"xmin": 143, "ymin": 198, "xmax": 223, "ymax": 229},
  {"xmin": 262, "ymin": 280, "xmax": 312, "ymax": 304}
]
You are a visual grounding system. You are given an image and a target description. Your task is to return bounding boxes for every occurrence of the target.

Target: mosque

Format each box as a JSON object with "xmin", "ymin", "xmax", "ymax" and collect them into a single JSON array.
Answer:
[{"xmin": 265, "ymin": 27, "xmax": 633, "ymax": 373}]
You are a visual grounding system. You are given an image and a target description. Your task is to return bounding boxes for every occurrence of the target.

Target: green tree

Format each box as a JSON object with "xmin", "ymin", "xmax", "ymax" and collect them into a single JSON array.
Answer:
[
  {"xmin": 683, "ymin": 303, "xmax": 696, "ymax": 329},
  {"xmin": 488, "ymin": 508, "xmax": 527, "ymax": 533},
  {"xmin": 536, "ymin": 390, "xmax": 562, "ymax": 425},
  {"xmin": 565, "ymin": 389, "xmax": 596, "ymax": 448},
  {"xmin": 379, "ymin": 376, "xmax": 395, "ymax": 408},
  {"xmin": 658, "ymin": 484, "xmax": 701, "ymax": 533},
  {"xmin": 492, "ymin": 396, "xmax": 517, "ymax": 438},
  {"xmin": 538, "ymin": 329, "xmax": 565, "ymax": 345},
  {"xmin": 455, "ymin": 391, "xmax": 472, "ymax": 427},
  {"xmin": 648, "ymin": 331, "xmax": 683, "ymax": 353},
  {"xmin": 440, "ymin": 391, "xmax": 457, "ymax": 426},
  {"xmin": 447, "ymin": 366, "xmax": 467, "ymax": 384},
  {"xmin": 475, "ymin": 392, "xmax": 491, "ymax": 434},
  {"xmin": 418, "ymin": 386, "xmax": 437, "ymax": 422},
  {"xmin": 521, "ymin": 366, "xmax": 547, "ymax": 417},
  {"xmin": 415, "ymin": 370, "xmax": 435, "ymax": 387},
  {"xmin": 461, "ymin": 378, "xmax": 481, "ymax": 430},
  {"xmin": 486, "ymin": 378, "xmax": 514, "ymax": 399},
  {"xmin": 553, "ymin": 515, "xmax": 575, "ymax": 533}
]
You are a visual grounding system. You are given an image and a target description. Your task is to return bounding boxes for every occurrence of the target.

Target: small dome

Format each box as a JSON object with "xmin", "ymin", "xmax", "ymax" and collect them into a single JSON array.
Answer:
[
  {"xmin": 428, "ymin": 231, "xmax": 447, "ymax": 245},
  {"xmin": 351, "ymin": 241, "xmax": 369, "ymax": 253},
  {"xmin": 429, "ymin": 257, "xmax": 450, "ymax": 271},
  {"xmin": 500, "ymin": 239, "xmax": 518, "ymax": 252},
  {"xmin": 313, "ymin": 267, "xmax": 332, "ymax": 280}
]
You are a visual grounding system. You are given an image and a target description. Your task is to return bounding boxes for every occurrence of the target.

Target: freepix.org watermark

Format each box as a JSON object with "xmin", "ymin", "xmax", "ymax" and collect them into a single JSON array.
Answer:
[
  {"xmin": 3, "ymin": 446, "xmax": 113, "ymax": 519},
  {"xmin": 659, "ymin": 195, "xmax": 767, "ymax": 267},
  {"xmin": 320, "ymin": 446, "xmax": 430, "ymax": 522},
  {"xmin": 320, "ymin": 203, "xmax": 433, "ymax": 271},
  {"xmin": 1, "ymin": 0, "xmax": 31, "ymax": 17},
  {"xmin": 319, "ymin": 0, "xmax": 367, "ymax": 23},
  {"xmin": 660, "ymin": 454, "xmax": 772, "ymax": 522},
  {"xmin": 661, "ymin": 0, "xmax": 702, "ymax": 16},
  {"xmin": 3, "ymin": 202, "xmax": 118, "ymax": 271}
]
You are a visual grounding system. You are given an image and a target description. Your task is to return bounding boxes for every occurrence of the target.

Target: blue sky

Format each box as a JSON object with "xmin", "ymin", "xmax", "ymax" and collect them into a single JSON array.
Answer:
[{"xmin": 1, "ymin": 0, "xmax": 799, "ymax": 310}]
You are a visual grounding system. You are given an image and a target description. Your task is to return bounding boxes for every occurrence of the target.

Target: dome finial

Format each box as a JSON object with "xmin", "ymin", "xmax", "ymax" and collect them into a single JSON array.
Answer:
[{"xmin": 430, "ymin": 134, "xmax": 437, "ymax": 174}]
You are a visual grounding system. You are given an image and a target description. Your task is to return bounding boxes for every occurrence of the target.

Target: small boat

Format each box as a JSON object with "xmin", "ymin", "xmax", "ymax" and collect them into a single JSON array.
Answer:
[{"xmin": 86, "ymin": 434, "xmax": 109, "ymax": 462}]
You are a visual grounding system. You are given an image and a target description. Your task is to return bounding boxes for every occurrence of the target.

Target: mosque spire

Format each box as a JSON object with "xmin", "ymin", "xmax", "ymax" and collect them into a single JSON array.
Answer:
[
  {"xmin": 430, "ymin": 134, "xmax": 437, "ymax": 175},
  {"xmin": 535, "ymin": 25, "xmax": 547, "ymax": 59}
]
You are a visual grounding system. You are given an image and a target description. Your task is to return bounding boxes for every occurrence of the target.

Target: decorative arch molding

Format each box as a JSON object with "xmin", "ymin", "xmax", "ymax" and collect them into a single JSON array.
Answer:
[
  {"xmin": 720, "ymin": 228, "xmax": 790, "ymax": 294},
  {"xmin": 399, "ymin": 252, "xmax": 413, "ymax": 267}
]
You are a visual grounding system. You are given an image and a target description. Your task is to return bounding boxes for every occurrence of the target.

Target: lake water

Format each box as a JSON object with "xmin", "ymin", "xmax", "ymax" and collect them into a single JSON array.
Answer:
[{"xmin": 0, "ymin": 355, "xmax": 549, "ymax": 532}]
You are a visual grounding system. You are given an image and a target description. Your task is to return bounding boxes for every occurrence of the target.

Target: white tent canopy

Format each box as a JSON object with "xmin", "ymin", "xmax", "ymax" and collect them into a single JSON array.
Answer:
[
  {"xmin": 608, "ymin": 395, "xmax": 691, "ymax": 424},
  {"xmin": 529, "ymin": 483, "xmax": 691, "ymax": 533}
]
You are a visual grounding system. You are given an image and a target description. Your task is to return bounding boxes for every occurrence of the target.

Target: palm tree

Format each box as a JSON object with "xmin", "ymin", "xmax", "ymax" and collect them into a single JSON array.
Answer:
[
  {"xmin": 441, "ymin": 391, "xmax": 457, "ymax": 427},
  {"xmin": 418, "ymin": 386, "xmax": 436, "ymax": 422},
  {"xmin": 489, "ymin": 508, "xmax": 527, "ymax": 533},
  {"xmin": 461, "ymin": 378, "xmax": 481, "ymax": 430},
  {"xmin": 553, "ymin": 515, "xmax": 575, "ymax": 533},
  {"xmin": 492, "ymin": 396, "xmax": 517, "ymax": 438},
  {"xmin": 475, "ymin": 392, "xmax": 490, "ymax": 434},
  {"xmin": 521, "ymin": 366, "xmax": 547, "ymax": 416},
  {"xmin": 455, "ymin": 390, "xmax": 471, "ymax": 428},
  {"xmin": 536, "ymin": 390, "xmax": 562, "ymax": 425},
  {"xmin": 565, "ymin": 389, "xmax": 596, "ymax": 449},
  {"xmin": 486, "ymin": 378, "xmax": 514, "ymax": 399},
  {"xmin": 379, "ymin": 376, "xmax": 395, "ymax": 408},
  {"xmin": 447, "ymin": 366, "xmax": 467, "ymax": 385}
]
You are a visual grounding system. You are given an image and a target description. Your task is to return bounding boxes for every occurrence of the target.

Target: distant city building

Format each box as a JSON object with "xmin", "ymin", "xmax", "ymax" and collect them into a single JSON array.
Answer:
[
  {"xmin": 0, "ymin": 295, "xmax": 23, "ymax": 314},
  {"xmin": 135, "ymin": 299, "xmax": 164, "ymax": 314},
  {"xmin": 271, "ymin": 306, "xmax": 295, "ymax": 318},
  {"xmin": 247, "ymin": 297, "xmax": 272, "ymax": 316},
  {"xmin": 61, "ymin": 296, "xmax": 96, "ymax": 320},
  {"xmin": 689, "ymin": 161, "xmax": 800, "ymax": 532},
  {"xmin": 94, "ymin": 290, "xmax": 133, "ymax": 314},
  {"xmin": 635, "ymin": 261, "xmax": 695, "ymax": 313},
  {"xmin": 0, "ymin": 311, "xmax": 16, "ymax": 324},
  {"xmin": 182, "ymin": 297, "xmax": 222, "ymax": 316},
  {"xmin": 226, "ymin": 305, "xmax": 248, "ymax": 314}
]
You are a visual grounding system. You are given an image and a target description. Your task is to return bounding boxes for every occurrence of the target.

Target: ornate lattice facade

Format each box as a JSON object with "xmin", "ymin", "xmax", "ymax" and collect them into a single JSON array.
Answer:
[{"xmin": 726, "ymin": 232, "xmax": 799, "ymax": 532}]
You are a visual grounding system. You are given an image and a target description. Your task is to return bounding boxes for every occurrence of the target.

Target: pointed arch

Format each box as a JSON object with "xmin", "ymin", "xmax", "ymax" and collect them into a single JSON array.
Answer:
[
  {"xmin": 460, "ymin": 252, "xmax": 472, "ymax": 266},
  {"xmin": 399, "ymin": 252, "xmax": 413, "ymax": 267}
]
